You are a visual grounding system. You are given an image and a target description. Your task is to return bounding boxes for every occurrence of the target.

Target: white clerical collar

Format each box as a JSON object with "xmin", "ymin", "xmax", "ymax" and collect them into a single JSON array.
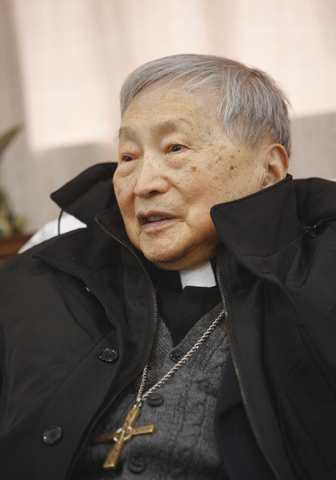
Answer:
[{"xmin": 179, "ymin": 260, "xmax": 217, "ymax": 288}]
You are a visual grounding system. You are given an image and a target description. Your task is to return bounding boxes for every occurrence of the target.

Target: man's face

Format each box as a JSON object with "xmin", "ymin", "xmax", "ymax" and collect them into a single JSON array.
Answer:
[{"xmin": 114, "ymin": 84, "xmax": 269, "ymax": 270}]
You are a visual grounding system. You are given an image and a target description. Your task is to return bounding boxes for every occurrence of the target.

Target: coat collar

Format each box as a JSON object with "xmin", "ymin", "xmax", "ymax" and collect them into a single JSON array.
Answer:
[
  {"xmin": 211, "ymin": 175, "xmax": 301, "ymax": 259},
  {"xmin": 212, "ymin": 174, "xmax": 336, "ymax": 261},
  {"xmin": 50, "ymin": 162, "xmax": 118, "ymax": 227},
  {"xmin": 39, "ymin": 164, "xmax": 336, "ymax": 275}
]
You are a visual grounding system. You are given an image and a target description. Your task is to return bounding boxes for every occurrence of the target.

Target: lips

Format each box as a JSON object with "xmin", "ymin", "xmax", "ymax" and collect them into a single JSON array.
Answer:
[{"xmin": 137, "ymin": 211, "xmax": 174, "ymax": 226}]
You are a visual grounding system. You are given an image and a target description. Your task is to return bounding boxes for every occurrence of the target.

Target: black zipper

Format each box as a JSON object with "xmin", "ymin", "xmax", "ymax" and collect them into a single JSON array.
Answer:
[
  {"xmin": 215, "ymin": 263, "xmax": 283, "ymax": 480},
  {"xmin": 301, "ymin": 217, "xmax": 336, "ymax": 238},
  {"xmin": 66, "ymin": 218, "xmax": 158, "ymax": 478}
]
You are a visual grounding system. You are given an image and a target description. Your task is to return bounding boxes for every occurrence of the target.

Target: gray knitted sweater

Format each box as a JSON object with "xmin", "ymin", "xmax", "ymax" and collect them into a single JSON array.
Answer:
[{"xmin": 71, "ymin": 303, "xmax": 229, "ymax": 479}]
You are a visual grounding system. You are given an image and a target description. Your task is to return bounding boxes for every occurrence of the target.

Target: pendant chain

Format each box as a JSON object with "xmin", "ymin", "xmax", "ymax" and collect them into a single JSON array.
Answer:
[{"xmin": 135, "ymin": 308, "xmax": 225, "ymax": 407}]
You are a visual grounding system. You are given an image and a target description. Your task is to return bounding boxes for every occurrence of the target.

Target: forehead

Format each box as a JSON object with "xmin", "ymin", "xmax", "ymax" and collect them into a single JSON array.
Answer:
[
  {"xmin": 118, "ymin": 118, "xmax": 194, "ymax": 141},
  {"xmin": 119, "ymin": 84, "xmax": 220, "ymax": 137}
]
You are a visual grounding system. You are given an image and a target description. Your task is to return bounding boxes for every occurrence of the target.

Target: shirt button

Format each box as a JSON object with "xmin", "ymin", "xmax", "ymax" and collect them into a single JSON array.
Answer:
[
  {"xmin": 147, "ymin": 392, "xmax": 164, "ymax": 407},
  {"xmin": 98, "ymin": 348, "xmax": 118, "ymax": 363},
  {"xmin": 43, "ymin": 426, "xmax": 62, "ymax": 445},
  {"xmin": 128, "ymin": 457, "xmax": 147, "ymax": 474},
  {"xmin": 170, "ymin": 349, "xmax": 184, "ymax": 362}
]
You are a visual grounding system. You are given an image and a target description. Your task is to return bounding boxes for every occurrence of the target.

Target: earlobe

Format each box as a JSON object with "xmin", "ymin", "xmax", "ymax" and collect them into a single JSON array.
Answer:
[{"xmin": 262, "ymin": 144, "xmax": 289, "ymax": 189}]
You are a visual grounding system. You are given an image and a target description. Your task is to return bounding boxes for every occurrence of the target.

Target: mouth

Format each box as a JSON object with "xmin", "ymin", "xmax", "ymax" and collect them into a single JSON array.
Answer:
[{"xmin": 137, "ymin": 212, "xmax": 175, "ymax": 227}]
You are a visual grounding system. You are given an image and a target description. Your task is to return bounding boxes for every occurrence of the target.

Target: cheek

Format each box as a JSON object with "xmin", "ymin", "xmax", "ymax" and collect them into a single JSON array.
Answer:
[
  {"xmin": 166, "ymin": 154, "xmax": 187, "ymax": 170},
  {"xmin": 181, "ymin": 174, "xmax": 223, "ymax": 208},
  {"xmin": 114, "ymin": 184, "xmax": 124, "ymax": 198},
  {"xmin": 114, "ymin": 178, "xmax": 134, "ymax": 211}
]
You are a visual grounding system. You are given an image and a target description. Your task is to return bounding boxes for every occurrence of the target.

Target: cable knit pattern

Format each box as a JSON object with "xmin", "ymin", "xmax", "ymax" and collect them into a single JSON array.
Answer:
[{"xmin": 71, "ymin": 303, "xmax": 229, "ymax": 479}]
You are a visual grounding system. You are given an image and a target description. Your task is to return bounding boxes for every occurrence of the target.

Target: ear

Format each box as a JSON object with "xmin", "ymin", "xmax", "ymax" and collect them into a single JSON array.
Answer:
[{"xmin": 261, "ymin": 144, "xmax": 289, "ymax": 189}]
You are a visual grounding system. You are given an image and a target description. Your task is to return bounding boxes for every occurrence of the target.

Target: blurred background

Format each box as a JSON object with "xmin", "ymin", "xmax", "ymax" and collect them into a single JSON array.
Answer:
[{"xmin": 1, "ymin": 0, "xmax": 336, "ymax": 236}]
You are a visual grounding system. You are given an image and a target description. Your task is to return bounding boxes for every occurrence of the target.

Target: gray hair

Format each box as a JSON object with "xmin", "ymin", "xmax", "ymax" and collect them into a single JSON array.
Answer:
[{"xmin": 120, "ymin": 54, "xmax": 292, "ymax": 156}]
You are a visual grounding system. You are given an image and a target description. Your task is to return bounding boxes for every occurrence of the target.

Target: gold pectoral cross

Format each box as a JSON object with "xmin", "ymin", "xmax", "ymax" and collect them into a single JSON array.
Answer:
[{"xmin": 94, "ymin": 405, "xmax": 156, "ymax": 470}]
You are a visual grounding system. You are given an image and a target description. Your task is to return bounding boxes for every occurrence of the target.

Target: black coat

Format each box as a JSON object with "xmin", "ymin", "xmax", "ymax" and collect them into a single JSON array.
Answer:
[{"xmin": 1, "ymin": 163, "xmax": 336, "ymax": 480}]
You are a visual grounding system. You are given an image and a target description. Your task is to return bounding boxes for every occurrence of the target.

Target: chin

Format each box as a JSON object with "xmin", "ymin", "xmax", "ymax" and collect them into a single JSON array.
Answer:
[
  {"xmin": 147, "ymin": 253, "xmax": 204, "ymax": 272},
  {"xmin": 144, "ymin": 252, "xmax": 174, "ymax": 266},
  {"xmin": 142, "ymin": 249, "xmax": 186, "ymax": 271}
]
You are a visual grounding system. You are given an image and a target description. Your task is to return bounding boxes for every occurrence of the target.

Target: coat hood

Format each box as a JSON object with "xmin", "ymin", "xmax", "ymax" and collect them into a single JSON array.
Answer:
[{"xmin": 51, "ymin": 162, "xmax": 118, "ymax": 227}]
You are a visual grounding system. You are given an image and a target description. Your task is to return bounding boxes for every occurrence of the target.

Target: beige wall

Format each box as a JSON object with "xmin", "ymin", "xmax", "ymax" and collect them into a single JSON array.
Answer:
[{"xmin": 1, "ymin": 0, "xmax": 336, "ymax": 232}]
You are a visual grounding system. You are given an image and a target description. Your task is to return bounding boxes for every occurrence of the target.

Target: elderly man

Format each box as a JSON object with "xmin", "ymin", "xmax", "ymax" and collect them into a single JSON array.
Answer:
[{"xmin": 1, "ymin": 54, "xmax": 336, "ymax": 480}]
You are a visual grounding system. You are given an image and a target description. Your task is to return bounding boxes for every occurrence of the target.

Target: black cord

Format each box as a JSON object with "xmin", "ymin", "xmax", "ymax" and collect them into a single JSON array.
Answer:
[{"xmin": 57, "ymin": 209, "xmax": 64, "ymax": 236}]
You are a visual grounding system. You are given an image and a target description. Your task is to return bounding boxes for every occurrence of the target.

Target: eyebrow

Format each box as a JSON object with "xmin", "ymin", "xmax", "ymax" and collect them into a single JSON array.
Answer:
[
  {"xmin": 117, "ymin": 126, "xmax": 135, "ymax": 140},
  {"xmin": 149, "ymin": 120, "xmax": 185, "ymax": 135}
]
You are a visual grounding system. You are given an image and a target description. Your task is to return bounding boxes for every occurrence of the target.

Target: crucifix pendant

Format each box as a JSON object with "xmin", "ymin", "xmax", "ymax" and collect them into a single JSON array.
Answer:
[{"xmin": 94, "ymin": 405, "xmax": 156, "ymax": 470}]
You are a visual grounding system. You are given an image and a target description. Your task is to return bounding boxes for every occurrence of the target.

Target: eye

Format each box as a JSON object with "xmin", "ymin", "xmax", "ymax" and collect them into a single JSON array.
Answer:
[
  {"xmin": 121, "ymin": 154, "xmax": 134, "ymax": 162},
  {"xmin": 170, "ymin": 144, "xmax": 184, "ymax": 152}
]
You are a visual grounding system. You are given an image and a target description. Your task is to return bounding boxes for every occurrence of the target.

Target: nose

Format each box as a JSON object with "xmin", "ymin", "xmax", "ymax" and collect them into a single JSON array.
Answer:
[{"xmin": 134, "ymin": 154, "xmax": 169, "ymax": 198}]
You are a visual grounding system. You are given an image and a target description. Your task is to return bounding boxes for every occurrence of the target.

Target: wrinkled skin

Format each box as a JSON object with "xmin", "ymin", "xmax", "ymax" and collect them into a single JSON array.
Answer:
[{"xmin": 113, "ymin": 83, "xmax": 288, "ymax": 270}]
